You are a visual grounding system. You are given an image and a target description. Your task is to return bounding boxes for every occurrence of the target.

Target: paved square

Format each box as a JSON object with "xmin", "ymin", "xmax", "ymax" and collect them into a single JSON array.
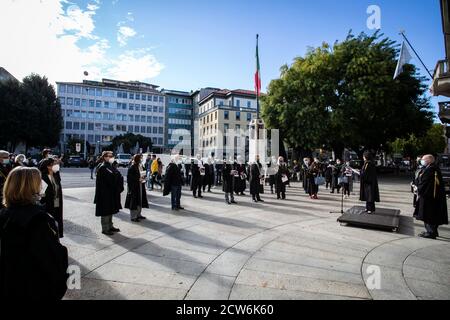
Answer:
[{"xmin": 60, "ymin": 170, "xmax": 450, "ymax": 300}]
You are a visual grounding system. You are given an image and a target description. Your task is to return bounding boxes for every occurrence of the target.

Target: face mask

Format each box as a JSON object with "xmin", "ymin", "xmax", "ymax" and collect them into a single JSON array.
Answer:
[
  {"xmin": 52, "ymin": 164, "xmax": 60, "ymax": 173},
  {"xmin": 420, "ymin": 160, "xmax": 427, "ymax": 167},
  {"xmin": 108, "ymin": 158, "xmax": 115, "ymax": 164}
]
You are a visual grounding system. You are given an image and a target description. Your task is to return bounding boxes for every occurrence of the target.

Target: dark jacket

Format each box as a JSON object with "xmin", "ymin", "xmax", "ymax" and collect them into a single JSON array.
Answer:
[
  {"xmin": 223, "ymin": 164, "xmax": 234, "ymax": 193},
  {"xmin": 414, "ymin": 163, "xmax": 448, "ymax": 226},
  {"xmin": 94, "ymin": 162, "xmax": 121, "ymax": 217},
  {"xmin": 112, "ymin": 166, "xmax": 124, "ymax": 210},
  {"xmin": 0, "ymin": 204, "xmax": 68, "ymax": 300},
  {"xmin": 275, "ymin": 164, "xmax": 290, "ymax": 193},
  {"xmin": 164, "ymin": 162, "xmax": 183, "ymax": 196},
  {"xmin": 203, "ymin": 163, "xmax": 214, "ymax": 186},
  {"xmin": 359, "ymin": 161, "xmax": 380, "ymax": 203},
  {"xmin": 248, "ymin": 162, "xmax": 263, "ymax": 195},
  {"xmin": 125, "ymin": 164, "xmax": 149, "ymax": 210},
  {"xmin": 234, "ymin": 163, "xmax": 247, "ymax": 193},
  {"xmin": 191, "ymin": 161, "xmax": 204, "ymax": 189},
  {"xmin": 41, "ymin": 174, "xmax": 64, "ymax": 238}
]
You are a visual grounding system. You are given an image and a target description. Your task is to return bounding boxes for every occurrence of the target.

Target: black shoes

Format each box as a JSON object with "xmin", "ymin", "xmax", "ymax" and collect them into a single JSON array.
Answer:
[
  {"xmin": 131, "ymin": 218, "xmax": 140, "ymax": 222},
  {"xmin": 110, "ymin": 227, "xmax": 120, "ymax": 232},
  {"xmin": 418, "ymin": 232, "xmax": 437, "ymax": 239},
  {"xmin": 138, "ymin": 216, "xmax": 146, "ymax": 220},
  {"xmin": 230, "ymin": 200, "xmax": 237, "ymax": 204},
  {"xmin": 102, "ymin": 230, "xmax": 114, "ymax": 236}
]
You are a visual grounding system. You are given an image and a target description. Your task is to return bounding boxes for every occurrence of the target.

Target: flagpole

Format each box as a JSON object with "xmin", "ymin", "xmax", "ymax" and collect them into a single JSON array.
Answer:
[
  {"xmin": 399, "ymin": 31, "xmax": 433, "ymax": 79},
  {"xmin": 256, "ymin": 34, "xmax": 260, "ymax": 119}
]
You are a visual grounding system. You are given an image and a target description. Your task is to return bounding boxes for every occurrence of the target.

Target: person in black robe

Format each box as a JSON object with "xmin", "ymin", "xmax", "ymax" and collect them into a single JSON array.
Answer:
[
  {"xmin": 191, "ymin": 155, "xmax": 204, "ymax": 198},
  {"xmin": 248, "ymin": 155, "xmax": 264, "ymax": 203},
  {"xmin": 301, "ymin": 158, "xmax": 310, "ymax": 194},
  {"xmin": 223, "ymin": 159, "xmax": 237, "ymax": 205},
  {"xmin": 112, "ymin": 161, "xmax": 124, "ymax": 213},
  {"xmin": 184, "ymin": 162, "xmax": 192, "ymax": 187},
  {"xmin": 39, "ymin": 158, "xmax": 64, "ymax": 238},
  {"xmin": 413, "ymin": 155, "xmax": 449, "ymax": 239},
  {"xmin": 359, "ymin": 151, "xmax": 380, "ymax": 214},
  {"xmin": 202, "ymin": 158, "xmax": 214, "ymax": 193},
  {"xmin": 234, "ymin": 156, "xmax": 247, "ymax": 196},
  {"xmin": 125, "ymin": 154, "xmax": 149, "ymax": 222},
  {"xmin": 275, "ymin": 157, "xmax": 290, "ymax": 200},
  {"xmin": 94, "ymin": 151, "xmax": 121, "ymax": 235},
  {"xmin": 331, "ymin": 159, "xmax": 343, "ymax": 194},
  {"xmin": 411, "ymin": 156, "xmax": 424, "ymax": 208},
  {"xmin": 307, "ymin": 159, "xmax": 321, "ymax": 199},
  {"xmin": 215, "ymin": 161, "xmax": 223, "ymax": 186}
]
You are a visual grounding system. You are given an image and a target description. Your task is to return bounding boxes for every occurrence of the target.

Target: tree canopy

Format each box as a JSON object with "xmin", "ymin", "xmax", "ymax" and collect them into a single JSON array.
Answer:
[
  {"xmin": 0, "ymin": 74, "xmax": 63, "ymax": 152},
  {"xmin": 105, "ymin": 133, "xmax": 153, "ymax": 154},
  {"xmin": 261, "ymin": 31, "xmax": 434, "ymax": 158}
]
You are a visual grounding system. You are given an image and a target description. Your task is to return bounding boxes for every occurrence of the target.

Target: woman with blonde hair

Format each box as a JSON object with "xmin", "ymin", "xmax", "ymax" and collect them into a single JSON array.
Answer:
[{"xmin": 0, "ymin": 166, "xmax": 68, "ymax": 299}]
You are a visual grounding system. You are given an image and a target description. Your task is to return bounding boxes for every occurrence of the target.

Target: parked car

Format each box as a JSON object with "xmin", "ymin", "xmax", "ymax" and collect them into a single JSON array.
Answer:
[
  {"xmin": 65, "ymin": 156, "xmax": 86, "ymax": 168},
  {"xmin": 116, "ymin": 153, "xmax": 132, "ymax": 167}
]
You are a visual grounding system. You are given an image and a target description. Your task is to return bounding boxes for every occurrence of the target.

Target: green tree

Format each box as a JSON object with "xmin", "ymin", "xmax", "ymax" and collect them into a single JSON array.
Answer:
[
  {"xmin": 261, "ymin": 31, "xmax": 433, "ymax": 159},
  {"xmin": 105, "ymin": 133, "xmax": 153, "ymax": 154},
  {"xmin": 0, "ymin": 74, "xmax": 63, "ymax": 152}
]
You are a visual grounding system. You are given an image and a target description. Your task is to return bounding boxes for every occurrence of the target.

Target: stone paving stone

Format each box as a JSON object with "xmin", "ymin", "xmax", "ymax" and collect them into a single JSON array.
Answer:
[
  {"xmin": 244, "ymin": 258, "xmax": 363, "ymax": 285},
  {"xmin": 403, "ymin": 265, "xmax": 450, "ymax": 286},
  {"xmin": 132, "ymin": 242, "xmax": 217, "ymax": 265},
  {"xmin": 111, "ymin": 252, "xmax": 207, "ymax": 276},
  {"xmin": 254, "ymin": 247, "xmax": 362, "ymax": 275},
  {"xmin": 404, "ymin": 278, "xmax": 450, "ymax": 300},
  {"xmin": 230, "ymin": 284, "xmax": 367, "ymax": 300},
  {"xmin": 185, "ymin": 273, "xmax": 235, "ymax": 300},
  {"xmin": 361, "ymin": 263, "xmax": 416, "ymax": 300},
  {"xmin": 235, "ymin": 269, "xmax": 370, "ymax": 299},
  {"xmin": 64, "ymin": 278, "xmax": 186, "ymax": 300},
  {"xmin": 205, "ymin": 248, "xmax": 253, "ymax": 277},
  {"xmin": 86, "ymin": 262, "xmax": 197, "ymax": 290},
  {"xmin": 151, "ymin": 236, "xmax": 228, "ymax": 255}
]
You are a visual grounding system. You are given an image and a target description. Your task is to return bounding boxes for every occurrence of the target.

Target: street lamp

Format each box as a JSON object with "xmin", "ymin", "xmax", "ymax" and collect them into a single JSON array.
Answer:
[{"xmin": 83, "ymin": 71, "xmax": 89, "ymax": 160}]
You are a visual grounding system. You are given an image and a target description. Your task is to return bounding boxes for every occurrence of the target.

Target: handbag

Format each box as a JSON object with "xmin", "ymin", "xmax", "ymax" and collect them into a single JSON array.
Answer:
[
  {"xmin": 338, "ymin": 176, "xmax": 349, "ymax": 184},
  {"xmin": 315, "ymin": 176, "xmax": 325, "ymax": 186},
  {"xmin": 281, "ymin": 175, "xmax": 289, "ymax": 183}
]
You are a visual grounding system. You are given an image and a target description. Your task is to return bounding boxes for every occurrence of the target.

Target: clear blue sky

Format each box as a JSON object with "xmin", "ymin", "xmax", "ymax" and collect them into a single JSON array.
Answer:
[
  {"xmin": 3, "ymin": 0, "xmax": 443, "ymax": 109},
  {"xmin": 88, "ymin": 0, "xmax": 443, "ymax": 91}
]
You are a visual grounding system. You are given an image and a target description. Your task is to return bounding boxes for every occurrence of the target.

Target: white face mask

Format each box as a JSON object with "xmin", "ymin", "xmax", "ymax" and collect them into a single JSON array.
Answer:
[
  {"xmin": 108, "ymin": 158, "xmax": 115, "ymax": 164},
  {"xmin": 52, "ymin": 164, "xmax": 60, "ymax": 173},
  {"xmin": 420, "ymin": 160, "xmax": 427, "ymax": 167}
]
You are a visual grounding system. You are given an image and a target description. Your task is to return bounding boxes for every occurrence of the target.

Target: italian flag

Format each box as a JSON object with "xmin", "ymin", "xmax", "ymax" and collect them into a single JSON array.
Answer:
[{"xmin": 255, "ymin": 34, "xmax": 261, "ymax": 97}]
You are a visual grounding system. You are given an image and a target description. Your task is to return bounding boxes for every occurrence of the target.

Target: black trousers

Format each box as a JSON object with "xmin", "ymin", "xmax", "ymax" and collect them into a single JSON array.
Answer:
[{"xmin": 366, "ymin": 201, "xmax": 376, "ymax": 212}]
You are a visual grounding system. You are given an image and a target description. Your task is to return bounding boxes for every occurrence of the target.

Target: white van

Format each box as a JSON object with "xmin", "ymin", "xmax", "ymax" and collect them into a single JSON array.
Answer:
[{"xmin": 116, "ymin": 153, "xmax": 132, "ymax": 167}]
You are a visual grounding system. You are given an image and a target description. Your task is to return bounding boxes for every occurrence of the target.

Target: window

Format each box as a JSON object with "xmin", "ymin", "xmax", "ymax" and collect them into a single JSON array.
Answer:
[
  {"xmin": 82, "ymin": 99, "xmax": 87, "ymax": 107},
  {"xmin": 129, "ymin": 115, "xmax": 134, "ymax": 122},
  {"xmin": 74, "ymin": 86, "xmax": 81, "ymax": 94},
  {"xmin": 247, "ymin": 113, "xmax": 252, "ymax": 121},
  {"xmin": 153, "ymin": 96, "xmax": 158, "ymax": 102},
  {"xmin": 96, "ymin": 100, "xmax": 102, "ymax": 108},
  {"xmin": 80, "ymin": 123, "xmax": 85, "ymax": 130},
  {"xmin": 141, "ymin": 106, "xmax": 146, "ymax": 112},
  {"xmin": 67, "ymin": 98, "xmax": 73, "ymax": 106},
  {"xmin": 58, "ymin": 84, "xmax": 66, "ymax": 93},
  {"xmin": 158, "ymin": 117, "xmax": 163, "ymax": 124},
  {"xmin": 158, "ymin": 127, "xmax": 163, "ymax": 134},
  {"xmin": 141, "ymin": 126, "xmax": 146, "ymax": 133},
  {"xmin": 147, "ymin": 127, "xmax": 152, "ymax": 133},
  {"xmin": 65, "ymin": 121, "xmax": 72, "ymax": 130},
  {"xmin": 134, "ymin": 126, "xmax": 139, "ymax": 132},
  {"xmin": 224, "ymin": 111, "xmax": 229, "ymax": 120},
  {"xmin": 236, "ymin": 99, "xmax": 240, "ymax": 107},
  {"xmin": 129, "ymin": 126, "xmax": 134, "ymax": 133},
  {"xmin": 73, "ymin": 122, "xmax": 80, "ymax": 130},
  {"xmin": 129, "ymin": 103, "xmax": 134, "ymax": 111},
  {"xmin": 159, "ymin": 96, "xmax": 164, "ymax": 103},
  {"xmin": 236, "ymin": 111, "xmax": 241, "ymax": 121},
  {"xmin": 89, "ymin": 100, "xmax": 95, "ymax": 108},
  {"xmin": 158, "ymin": 138, "xmax": 163, "ymax": 145},
  {"xmin": 153, "ymin": 116, "xmax": 158, "ymax": 123},
  {"xmin": 129, "ymin": 92, "xmax": 134, "ymax": 99},
  {"xmin": 135, "ymin": 93, "xmax": 140, "ymax": 100},
  {"xmin": 59, "ymin": 97, "xmax": 66, "ymax": 105},
  {"xmin": 74, "ymin": 98, "xmax": 81, "ymax": 107},
  {"xmin": 153, "ymin": 127, "xmax": 158, "ymax": 134},
  {"xmin": 142, "ymin": 94, "xmax": 147, "ymax": 101},
  {"xmin": 147, "ymin": 95, "xmax": 152, "ymax": 101},
  {"xmin": 159, "ymin": 106, "xmax": 164, "ymax": 113},
  {"xmin": 88, "ymin": 111, "xmax": 94, "ymax": 119},
  {"xmin": 219, "ymin": 101, "xmax": 224, "ymax": 106},
  {"xmin": 88, "ymin": 88, "xmax": 95, "ymax": 96},
  {"xmin": 88, "ymin": 123, "xmax": 94, "ymax": 131},
  {"xmin": 135, "ymin": 104, "xmax": 140, "ymax": 112},
  {"xmin": 224, "ymin": 123, "xmax": 229, "ymax": 132},
  {"xmin": 95, "ymin": 112, "xmax": 101, "ymax": 119},
  {"xmin": 153, "ymin": 106, "xmax": 158, "ymax": 112},
  {"xmin": 247, "ymin": 101, "xmax": 251, "ymax": 108},
  {"xmin": 141, "ymin": 115, "xmax": 146, "ymax": 123},
  {"xmin": 67, "ymin": 85, "xmax": 73, "ymax": 94}
]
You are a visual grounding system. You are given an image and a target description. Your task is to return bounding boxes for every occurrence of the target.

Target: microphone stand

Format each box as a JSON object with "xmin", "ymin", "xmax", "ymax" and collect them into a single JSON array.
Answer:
[{"xmin": 330, "ymin": 181, "xmax": 345, "ymax": 214}]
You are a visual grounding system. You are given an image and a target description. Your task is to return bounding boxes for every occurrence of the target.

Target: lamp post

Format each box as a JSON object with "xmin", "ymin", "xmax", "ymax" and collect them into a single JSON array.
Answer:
[{"xmin": 83, "ymin": 71, "xmax": 89, "ymax": 160}]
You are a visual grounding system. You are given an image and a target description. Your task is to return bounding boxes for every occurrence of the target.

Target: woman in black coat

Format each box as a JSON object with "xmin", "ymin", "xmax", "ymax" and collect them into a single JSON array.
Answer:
[
  {"xmin": 0, "ymin": 166, "xmax": 68, "ymax": 300},
  {"xmin": 125, "ymin": 154, "xmax": 149, "ymax": 222},
  {"xmin": 94, "ymin": 151, "xmax": 121, "ymax": 235},
  {"xmin": 39, "ymin": 158, "xmax": 64, "ymax": 238},
  {"xmin": 275, "ymin": 157, "xmax": 290, "ymax": 200},
  {"xmin": 248, "ymin": 155, "xmax": 264, "ymax": 203},
  {"xmin": 359, "ymin": 152, "xmax": 380, "ymax": 214},
  {"xmin": 234, "ymin": 156, "xmax": 247, "ymax": 196}
]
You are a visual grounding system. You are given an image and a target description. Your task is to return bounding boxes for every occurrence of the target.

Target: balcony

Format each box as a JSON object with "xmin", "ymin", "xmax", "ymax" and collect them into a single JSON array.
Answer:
[
  {"xmin": 431, "ymin": 60, "xmax": 450, "ymax": 97},
  {"xmin": 439, "ymin": 101, "xmax": 450, "ymax": 124}
]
